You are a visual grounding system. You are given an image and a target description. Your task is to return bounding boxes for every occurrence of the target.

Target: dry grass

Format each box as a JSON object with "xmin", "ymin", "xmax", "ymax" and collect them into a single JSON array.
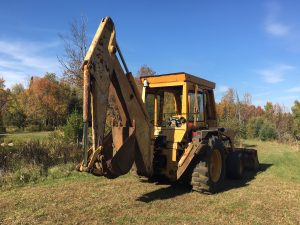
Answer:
[{"xmin": 1, "ymin": 140, "xmax": 300, "ymax": 225}]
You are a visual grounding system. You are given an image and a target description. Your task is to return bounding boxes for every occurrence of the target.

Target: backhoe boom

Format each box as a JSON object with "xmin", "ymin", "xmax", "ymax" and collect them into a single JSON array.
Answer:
[{"xmin": 78, "ymin": 17, "xmax": 153, "ymax": 178}]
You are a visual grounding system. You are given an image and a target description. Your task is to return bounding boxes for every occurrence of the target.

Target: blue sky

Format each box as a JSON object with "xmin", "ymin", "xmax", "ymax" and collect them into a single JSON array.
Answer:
[{"xmin": 0, "ymin": 1, "xmax": 299, "ymax": 109}]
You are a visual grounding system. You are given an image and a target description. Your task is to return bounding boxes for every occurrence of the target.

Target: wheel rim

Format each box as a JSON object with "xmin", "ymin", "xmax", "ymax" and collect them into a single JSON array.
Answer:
[{"xmin": 210, "ymin": 149, "xmax": 222, "ymax": 183}]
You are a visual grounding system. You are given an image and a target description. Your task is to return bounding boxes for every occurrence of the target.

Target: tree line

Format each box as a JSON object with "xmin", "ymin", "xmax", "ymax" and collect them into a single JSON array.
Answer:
[
  {"xmin": 1, "ymin": 66, "xmax": 300, "ymax": 144},
  {"xmin": 0, "ymin": 17, "xmax": 299, "ymax": 144},
  {"xmin": 0, "ymin": 74, "xmax": 81, "ymax": 133},
  {"xmin": 216, "ymin": 88, "xmax": 300, "ymax": 143}
]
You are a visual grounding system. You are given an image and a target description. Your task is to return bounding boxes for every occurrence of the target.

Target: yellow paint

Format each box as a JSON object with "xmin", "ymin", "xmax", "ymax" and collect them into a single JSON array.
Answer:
[
  {"xmin": 141, "ymin": 72, "xmax": 216, "ymax": 181},
  {"xmin": 182, "ymin": 82, "xmax": 188, "ymax": 115},
  {"xmin": 194, "ymin": 84, "xmax": 198, "ymax": 127},
  {"xmin": 148, "ymin": 81, "xmax": 184, "ymax": 88},
  {"xmin": 140, "ymin": 72, "xmax": 215, "ymax": 89},
  {"xmin": 154, "ymin": 94, "xmax": 158, "ymax": 127}
]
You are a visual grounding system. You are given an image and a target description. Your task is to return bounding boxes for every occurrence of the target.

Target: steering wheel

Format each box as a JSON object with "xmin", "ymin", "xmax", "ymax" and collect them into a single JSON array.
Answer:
[{"xmin": 166, "ymin": 117, "xmax": 186, "ymax": 127}]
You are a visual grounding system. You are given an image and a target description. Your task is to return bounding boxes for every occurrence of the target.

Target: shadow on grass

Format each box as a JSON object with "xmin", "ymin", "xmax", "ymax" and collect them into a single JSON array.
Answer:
[
  {"xmin": 136, "ymin": 163, "xmax": 273, "ymax": 203},
  {"xmin": 221, "ymin": 163, "xmax": 272, "ymax": 193},
  {"xmin": 136, "ymin": 182, "xmax": 190, "ymax": 203}
]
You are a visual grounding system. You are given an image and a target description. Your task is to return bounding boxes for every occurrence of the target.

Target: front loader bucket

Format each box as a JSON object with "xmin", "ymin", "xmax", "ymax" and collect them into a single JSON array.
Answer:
[{"xmin": 234, "ymin": 148, "xmax": 260, "ymax": 171}]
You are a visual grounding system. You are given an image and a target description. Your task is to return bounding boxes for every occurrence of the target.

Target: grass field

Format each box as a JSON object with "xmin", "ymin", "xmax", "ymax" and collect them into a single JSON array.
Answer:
[
  {"xmin": 0, "ymin": 139, "xmax": 300, "ymax": 225},
  {"xmin": 0, "ymin": 131, "xmax": 52, "ymax": 143}
]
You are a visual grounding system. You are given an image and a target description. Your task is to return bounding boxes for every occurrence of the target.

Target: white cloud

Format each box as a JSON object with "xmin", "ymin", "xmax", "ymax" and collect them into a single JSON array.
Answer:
[
  {"xmin": 277, "ymin": 95, "xmax": 300, "ymax": 101},
  {"xmin": 264, "ymin": 2, "xmax": 291, "ymax": 38},
  {"xmin": 252, "ymin": 95, "xmax": 297, "ymax": 109},
  {"xmin": 216, "ymin": 85, "xmax": 230, "ymax": 93},
  {"xmin": 287, "ymin": 86, "xmax": 300, "ymax": 93},
  {"xmin": 257, "ymin": 64, "xmax": 294, "ymax": 84},
  {"xmin": 0, "ymin": 39, "xmax": 61, "ymax": 87},
  {"xmin": 265, "ymin": 22, "xmax": 290, "ymax": 37}
]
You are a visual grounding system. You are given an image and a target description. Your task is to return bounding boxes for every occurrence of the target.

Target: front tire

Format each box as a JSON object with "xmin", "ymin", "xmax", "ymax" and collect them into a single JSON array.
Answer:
[{"xmin": 191, "ymin": 137, "xmax": 226, "ymax": 193}]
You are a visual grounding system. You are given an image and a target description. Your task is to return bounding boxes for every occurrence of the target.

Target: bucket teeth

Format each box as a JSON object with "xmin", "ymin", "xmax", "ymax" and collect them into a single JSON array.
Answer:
[{"xmin": 78, "ymin": 125, "xmax": 136, "ymax": 179}]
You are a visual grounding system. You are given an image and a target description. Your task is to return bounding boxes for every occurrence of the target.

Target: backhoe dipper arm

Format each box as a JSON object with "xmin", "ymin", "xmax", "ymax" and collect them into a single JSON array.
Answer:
[{"xmin": 79, "ymin": 17, "xmax": 153, "ymax": 178}]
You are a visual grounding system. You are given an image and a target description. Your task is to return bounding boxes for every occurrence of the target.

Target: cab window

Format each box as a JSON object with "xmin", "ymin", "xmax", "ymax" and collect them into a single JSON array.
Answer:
[{"xmin": 188, "ymin": 91, "xmax": 204, "ymax": 122}]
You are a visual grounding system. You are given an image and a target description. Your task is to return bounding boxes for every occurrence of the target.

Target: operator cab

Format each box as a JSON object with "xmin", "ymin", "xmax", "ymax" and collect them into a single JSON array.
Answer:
[
  {"xmin": 140, "ymin": 72, "xmax": 218, "ymax": 179},
  {"xmin": 140, "ymin": 72, "xmax": 217, "ymax": 132}
]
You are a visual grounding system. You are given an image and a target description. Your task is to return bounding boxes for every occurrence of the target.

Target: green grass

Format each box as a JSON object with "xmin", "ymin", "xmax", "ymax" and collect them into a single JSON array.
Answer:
[
  {"xmin": 241, "ymin": 139, "xmax": 300, "ymax": 181},
  {"xmin": 0, "ymin": 131, "xmax": 52, "ymax": 143},
  {"xmin": 0, "ymin": 139, "xmax": 300, "ymax": 225}
]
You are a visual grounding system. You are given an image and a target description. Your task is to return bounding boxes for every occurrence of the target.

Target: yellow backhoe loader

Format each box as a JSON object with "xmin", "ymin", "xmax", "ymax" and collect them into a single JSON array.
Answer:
[{"xmin": 77, "ymin": 17, "xmax": 259, "ymax": 193}]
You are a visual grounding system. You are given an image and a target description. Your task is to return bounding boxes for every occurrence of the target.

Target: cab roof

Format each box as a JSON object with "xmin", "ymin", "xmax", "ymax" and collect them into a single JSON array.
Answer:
[{"xmin": 140, "ymin": 72, "xmax": 215, "ymax": 89}]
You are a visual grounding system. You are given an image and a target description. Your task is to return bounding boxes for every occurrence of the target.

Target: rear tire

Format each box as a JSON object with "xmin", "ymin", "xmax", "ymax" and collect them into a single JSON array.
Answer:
[{"xmin": 191, "ymin": 137, "xmax": 226, "ymax": 193}]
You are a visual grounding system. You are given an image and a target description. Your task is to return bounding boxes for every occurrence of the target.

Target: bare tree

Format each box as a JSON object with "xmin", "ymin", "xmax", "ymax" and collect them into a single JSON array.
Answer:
[
  {"xmin": 58, "ymin": 16, "xmax": 88, "ymax": 87},
  {"xmin": 136, "ymin": 65, "xmax": 156, "ymax": 78},
  {"xmin": 135, "ymin": 65, "xmax": 157, "ymax": 93},
  {"xmin": 243, "ymin": 93, "xmax": 252, "ymax": 105}
]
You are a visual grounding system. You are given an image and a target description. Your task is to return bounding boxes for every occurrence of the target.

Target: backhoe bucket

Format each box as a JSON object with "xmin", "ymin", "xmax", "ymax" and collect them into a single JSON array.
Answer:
[
  {"xmin": 77, "ymin": 124, "xmax": 136, "ymax": 179},
  {"xmin": 109, "ymin": 125, "xmax": 136, "ymax": 176}
]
